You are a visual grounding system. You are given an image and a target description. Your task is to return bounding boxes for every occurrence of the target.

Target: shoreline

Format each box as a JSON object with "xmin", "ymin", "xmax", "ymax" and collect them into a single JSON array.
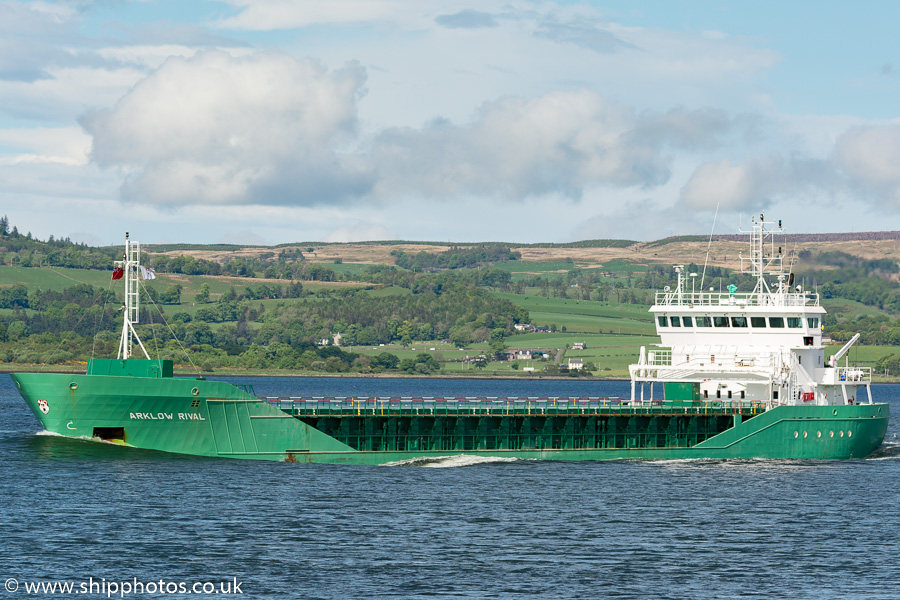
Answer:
[
  {"xmin": 2, "ymin": 364, "xmax": 900, "ymax": 384},
  {"xmin": 0, "ymin": 364, "xmax": 625, "ymax": 381}
]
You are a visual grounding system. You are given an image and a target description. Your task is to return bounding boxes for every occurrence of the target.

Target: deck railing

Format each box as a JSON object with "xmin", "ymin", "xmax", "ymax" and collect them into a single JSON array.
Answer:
[
  {"xmin": 654, "ymin": 290, "xmax": 818, "ymax": 307},
  {"xmin": 262, "ymin": 396, "xmax": 765, "ymax": 418},
  {"xmin": 645, "ymin": 351, "xmax": 780, "ymax": 370},
  {"xmin": 837, "ymin": 366, "xmax": 872, "ymax": 383}
]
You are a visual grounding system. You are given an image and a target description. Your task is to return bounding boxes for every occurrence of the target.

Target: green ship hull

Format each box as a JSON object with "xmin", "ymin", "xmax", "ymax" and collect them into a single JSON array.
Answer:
[{"xmin": 11, "ymin": 359, "xmax": 889, "ymax": 464}]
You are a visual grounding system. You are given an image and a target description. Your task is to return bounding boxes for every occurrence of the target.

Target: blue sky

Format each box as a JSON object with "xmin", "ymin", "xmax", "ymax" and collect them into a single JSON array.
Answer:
[{"xmin": 2, "ymin": 0, "xmax": 900, "ymax": 246}]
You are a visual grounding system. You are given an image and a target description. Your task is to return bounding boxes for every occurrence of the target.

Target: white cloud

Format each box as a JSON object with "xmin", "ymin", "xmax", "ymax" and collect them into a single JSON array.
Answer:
[
  {"xmin": 81, "ymin": 50, "xmax": 373, "ymax": 206},
  {"xmin": 679, "ymin": 159, "xmax": 763, "ymax": 210},
  {"xmin": 79, "ymin": 48, "xmax": 737, "ymax": 209},
  {"xmin": 434, "ymin": 10, "xmax": 498, "ymax": 29},
  {"xmin": 0, "ymin": 65, "xmax": 147, "ymax": 123},
  {"xmin": 833, "ymin": 124, "xmax": 900, "ymax": 207},
  {"xmin": 677, "ymin": 121, "xmax": 900, "ymax": 217},
  {"xmin": 0, "ymin": 1, "xmax": 81, "ymax": 82},
  {"xmin": 0, "ymin": 126, "xmax": 90, "ymax": 165},
  {"xmin": 213, "ymin": 0, "xmax": 430, "ymax": 30},
  {"xmin": 8, "ymin": 0, "xmax": 897, "ymax": 244},
  {"xmin": 372, "ymin": 91, "xmax": 732, "ymax": 200},
  {"xmin": 95, "ymin": 45, "xmax": 206, "ymax": 70}
]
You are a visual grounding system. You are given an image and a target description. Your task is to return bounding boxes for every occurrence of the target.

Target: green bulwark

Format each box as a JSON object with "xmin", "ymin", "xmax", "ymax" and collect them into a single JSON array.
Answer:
[
  {"xmin": 664, "ymin": 381, "xmax": 700, "ymax": 401},
  {"xmin": 86, "ymin": 358, "xmax": 173, "ymax": 378}
]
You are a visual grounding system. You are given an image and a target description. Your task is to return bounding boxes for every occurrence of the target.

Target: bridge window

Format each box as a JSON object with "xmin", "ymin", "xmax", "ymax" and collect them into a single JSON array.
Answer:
[
  {"xmin": 731, "ymin": 316, "xmax": 748, "ymax": 327},
  {"xmin": 787, "ymin": 317, "xmax": 802, "ymax": 328},
  {"xmin": 807, "ymin": 317, "xmax": 819, "ymax": 328},
  {"xmin": 696, "ymin": 317, "xmax": 712, "ymax": 327},
  {"xmin": 713, "ymin": 316, "xmax": 729, "ymax": 327},
  {"xmin": 657, "ymin": 316, "xmax": 668, "ymax": 327},
  {"xmin": 750, "ymin": 317, "xmax": 766, "ymax": 327},
  {"xmin": 769, "ymin": 317, "xmax": 785, "ymax": 328},
  {"xmin": 671, "ymin": 316, "xmax": 681, "ymax": 327},
  {"xmin": 682, "ymin": 316, "xmax": 693, "ymax": 327}
]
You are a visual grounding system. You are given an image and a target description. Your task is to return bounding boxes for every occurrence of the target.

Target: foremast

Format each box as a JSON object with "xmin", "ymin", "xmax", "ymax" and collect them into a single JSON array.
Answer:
[{"xmin": 116, "ymin": 232, "xmax": 150, "ymax": 360}]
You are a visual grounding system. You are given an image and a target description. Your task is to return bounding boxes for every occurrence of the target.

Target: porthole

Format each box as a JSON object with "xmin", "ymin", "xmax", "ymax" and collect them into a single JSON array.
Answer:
[
  {"xmin": 848, "ymin": 431, "xmax": 853, "ymax": 438},
  {"xmin": 803, "ymin": 431, "xmax": 808, "ymax": 438},
  {"xmin": 794, "ymin": 431, "xmax": 799, "ymax": 438},
  {"xmin": 191, "ymin": 387, "xmax": 200, "ymax": 396},
  {"xmin": 829, "ymin": 431, "xmax": 834, "ymax": 438},
  {"xmin": 69, "ymin": 382, "xmax": 78, "ymax": 390},
  {"xmin": 833, "ymin": 409, "xmax": 838, "ymax": 415},
  {"xmin": 817, "ymin": 431, "xmax": 822, "ymax": 438},
  {"xmin": 840, "ymin": 431, "xmax": 845, "ymax": 437}
]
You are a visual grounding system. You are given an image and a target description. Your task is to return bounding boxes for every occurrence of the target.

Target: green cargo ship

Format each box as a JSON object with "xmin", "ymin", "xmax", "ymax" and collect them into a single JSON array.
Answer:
[{"xmin": 11, "ymin": 220, "xmax": 889, "ymax": 462}]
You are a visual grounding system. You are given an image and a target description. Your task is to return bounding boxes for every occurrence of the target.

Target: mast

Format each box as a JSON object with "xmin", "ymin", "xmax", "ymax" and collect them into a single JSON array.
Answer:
[
  {"xmin": 116, "ymin": 232, "xmax": 151, "ymax": 360},
  {"xmin": 739, "ymin": 213, "xmax": 785, "ymax": 301}
]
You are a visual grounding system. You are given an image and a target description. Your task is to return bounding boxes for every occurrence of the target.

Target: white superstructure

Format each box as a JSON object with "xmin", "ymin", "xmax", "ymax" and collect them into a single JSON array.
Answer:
[{"xmin": 629, "ymin": 214, "xmax": 872, "ymax": 406}]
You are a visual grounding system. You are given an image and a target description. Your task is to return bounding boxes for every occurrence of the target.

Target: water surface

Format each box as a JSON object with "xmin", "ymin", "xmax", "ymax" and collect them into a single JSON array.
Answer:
[{"xmin": 2, "ymin": 375, "xmax": 899, "ymax": 599}]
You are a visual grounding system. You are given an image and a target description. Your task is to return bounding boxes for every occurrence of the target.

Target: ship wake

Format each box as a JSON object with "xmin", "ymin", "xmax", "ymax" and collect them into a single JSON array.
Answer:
[
  {"xmin": 36, "ymin": 430, "xmax": 130, "ymax": 447},
  {"xmin": 865, "ymin": 441, "xmax": 900, "ymax": 461},
  {"xmin": 381, "ymin": 454, "xmax": 522, "ymax": 468}
]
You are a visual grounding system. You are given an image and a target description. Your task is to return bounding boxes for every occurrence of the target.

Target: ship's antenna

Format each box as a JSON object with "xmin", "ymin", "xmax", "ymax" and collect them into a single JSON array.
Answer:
[{"xmin": 699, "ymin": 202, "xmax": 719, "ymax": 289}]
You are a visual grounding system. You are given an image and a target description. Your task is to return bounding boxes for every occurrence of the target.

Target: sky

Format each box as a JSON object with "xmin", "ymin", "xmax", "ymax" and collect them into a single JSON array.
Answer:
[{"xmin": 2, "ymin": 0, "xmax": 900, "ymax": 247}]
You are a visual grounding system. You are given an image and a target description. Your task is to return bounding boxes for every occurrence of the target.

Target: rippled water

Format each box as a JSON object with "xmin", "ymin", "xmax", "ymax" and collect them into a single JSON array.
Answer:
[{"xmin": 2, "ymin": 374, "xmax": 900, "ymax": 599}]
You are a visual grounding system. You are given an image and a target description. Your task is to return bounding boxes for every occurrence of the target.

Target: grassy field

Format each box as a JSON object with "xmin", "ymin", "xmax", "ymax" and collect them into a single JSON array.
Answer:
[
  {"xmin": 489, "ymin": 261, "xmax": 605, "ymax": 282},
  {"xmin": 822, "ymin": 298, "xmax": 891, "ymax": 318},
  {"xmin": 0, "ymin": 266, "xmax": 372, "ymax": 308},
  {"xmin": 494, "ymin": 292, "xmax": 654, "ymax": 335},
  {"xmin": 495, "ymin": 293, "xmax": 650, "ymax": 318},
  {"xmin": 488, "ymin": 258, "xmax": 646, "ymax": 282},
  {"xmin": 0, "ymin": 266, "xmax": 116, "ymax": 290}
]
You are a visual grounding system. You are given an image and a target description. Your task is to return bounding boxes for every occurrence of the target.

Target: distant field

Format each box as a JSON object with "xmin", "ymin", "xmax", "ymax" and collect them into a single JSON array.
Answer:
[
  {"xmin": 361, "ymin": 286, "xmax": 411, "ymax": 298},
  {"xmin": 495, "ymin": 292, "xmax": 654, "ymax": 335},
  {"xmin": 497, "ymin": 293, "xmax": 650, "ymax": 318},
  {"xmin": 490, "ymin": 261, "xmax": 596, "ymax": 281},
  {"xmin": 0, "ymin": 266, "xmax": 116, "ymax": 290},
  {"xmin": 0, "ymin": 266, "xmax": 369, "ymax": 305},
  {"xmin": 822, "ymin": 298, "xmax": 890, "ymax": 318},
  {"xmin": 489, "ymin": 258, "xmax": 645, "ymax": 282},
  {"xmin": 321, "ymin": 262, "xmax": 386, "ymax": 277}
]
